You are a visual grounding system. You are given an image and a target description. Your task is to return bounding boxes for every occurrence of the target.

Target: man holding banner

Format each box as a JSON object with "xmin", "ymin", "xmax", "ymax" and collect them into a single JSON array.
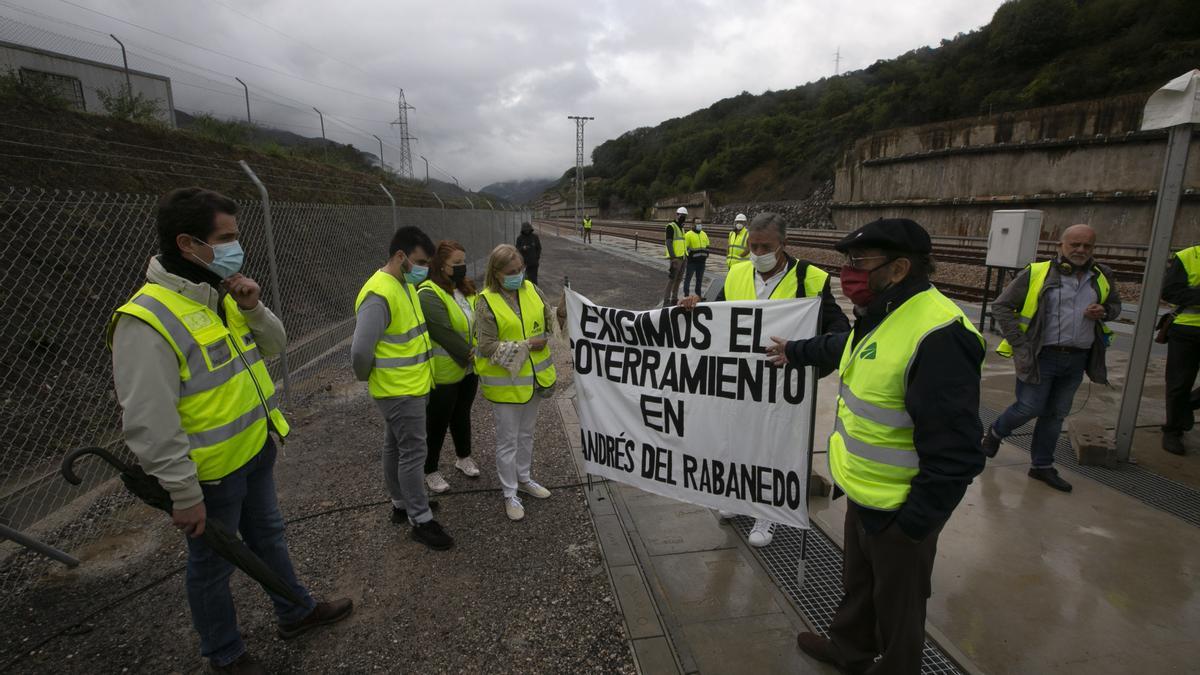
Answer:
[
  {"xmin": 768, "ymin": 218, "xmax": 985, "ymax": 675},
  {"xmin": 680, "ymin": 212, "xmax": 849, "ymax": 546}
]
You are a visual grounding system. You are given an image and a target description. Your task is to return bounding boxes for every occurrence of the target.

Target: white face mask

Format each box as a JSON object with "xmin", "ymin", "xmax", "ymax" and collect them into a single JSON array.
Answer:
[
  {"xmin": 734, "ymin": 222, "xmax": 744, "ymax": 231},
  {"xmin": 750, "ymin": 249, "xmax": 780, "ymax": 274}
]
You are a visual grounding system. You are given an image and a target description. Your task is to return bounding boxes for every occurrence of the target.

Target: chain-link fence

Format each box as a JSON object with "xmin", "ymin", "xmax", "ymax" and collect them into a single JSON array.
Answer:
[{"xmin": 0, "ymin": 182, "xmax": 527, "ymax": 605}]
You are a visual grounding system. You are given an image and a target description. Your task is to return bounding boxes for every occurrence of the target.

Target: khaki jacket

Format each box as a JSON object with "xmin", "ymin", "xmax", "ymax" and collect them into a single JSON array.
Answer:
[{"xmin": 110, "ymin": 257, "xmax": 286, "ymax": 509}]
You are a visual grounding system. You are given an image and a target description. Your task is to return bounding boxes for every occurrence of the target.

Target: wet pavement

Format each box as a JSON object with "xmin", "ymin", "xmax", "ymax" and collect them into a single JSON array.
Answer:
[{"xmin": 570, "ymin": 226, "xmax": 1200, "ymax": 675}]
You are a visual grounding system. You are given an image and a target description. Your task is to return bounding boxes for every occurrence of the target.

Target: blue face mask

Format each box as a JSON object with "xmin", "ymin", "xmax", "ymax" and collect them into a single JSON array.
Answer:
[
  {"xmin": 194, "ymin": 238, "xmax": 244, "ymax": 279},
  {"xmin": 404, "ymin": 263, "xmax": 429, "ymax": 285},
  {"xmin": 502, "ymin": 271, "xmax": 525, "ymax": 290}
]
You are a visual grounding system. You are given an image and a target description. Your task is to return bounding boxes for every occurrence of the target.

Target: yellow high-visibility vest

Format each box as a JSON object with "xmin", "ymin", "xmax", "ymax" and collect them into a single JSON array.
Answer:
[
  {"xmin": 354, "ymin": 270, "xmax": 433, "ymax": 398},
  {"xmin": 475, "ymin": 282, "xmax": 557, "ymax": 403},
  {"xmin": 1172, "ymin": 246, "xmax": 1200, "ymax": 327},
  {"xmin": 829, "ymin": 287, "xmax": 984, "ymax": 511},
  {"xmin": 665, "ymin": 221, "xmax": 686, "ymax": 258},
  {"xmin": 583, "ymin": 218, "xmax": 592, "ymax": 230},
  {"xmin": 727, "ymin": 228, "xmax": 749, "ymax": 268},
  {"xmin": 418, "ymin": 280, "xmax": 476, "ymax": 385},
  {"xmin": 996, "ymin": 260, "xmax": 1111, "ymax": 357},
  {"xmin": 723, "ymin": 259, "xmax": 828, "ymax": 300},
  {"xmin": 108, "ymin": 284, "xmax": 290, "ymax": 481},
  {"xmin": 684, "ymin": 229, "xmax": 710, "ymax": 255}
]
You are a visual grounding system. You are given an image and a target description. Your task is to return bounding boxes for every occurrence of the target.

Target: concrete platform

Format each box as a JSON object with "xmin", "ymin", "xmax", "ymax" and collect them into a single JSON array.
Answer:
[{"xmin": 554, "ymin": 227, "xmax": 1200, "ymax": 674}]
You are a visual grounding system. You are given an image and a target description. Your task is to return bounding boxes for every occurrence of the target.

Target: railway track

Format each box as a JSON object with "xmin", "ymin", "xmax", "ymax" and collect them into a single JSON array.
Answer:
[
  {"xmin": 538, "ymin": 218, "xmax": 993, "ymax": 303},
  {"xmin": 545, "ymin": 218, "xmax": 1150, "ymax": 283}
]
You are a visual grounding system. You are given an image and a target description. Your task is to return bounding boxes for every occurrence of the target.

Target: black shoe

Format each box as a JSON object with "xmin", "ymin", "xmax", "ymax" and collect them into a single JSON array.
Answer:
[
  {"xmin": 411, "ymin": 519, "xmax": 454, "ymax": 550},
  {"xmin": 209, "ymin": 652, "xmax": 267, "ymax": 675},
  {"xmin": 1163, "ymin": 432, "xmax": 1186, "ymax": 456},
  {"xmin": 980, "ymin": 427, "xmax": 1002, "ymax": 458},
  {"xmin": 391, "ymin": 500, "xmax": 439, "ymax": 524},
  {"xmin": 1029, "ymin": 467, "xmax": 1072, "ymax": 492}
]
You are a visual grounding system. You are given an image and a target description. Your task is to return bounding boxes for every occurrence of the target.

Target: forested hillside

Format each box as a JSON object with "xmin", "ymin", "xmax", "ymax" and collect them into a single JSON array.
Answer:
[{"xmin": 580, "ymin": 0, "xmax": 1199, "ymax": 209}]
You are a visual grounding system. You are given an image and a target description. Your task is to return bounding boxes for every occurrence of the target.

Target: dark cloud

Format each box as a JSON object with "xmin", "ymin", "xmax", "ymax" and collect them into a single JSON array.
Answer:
[{"xmin": 5, "ymin": 0, "xmax": 1002, "ymax": 188}]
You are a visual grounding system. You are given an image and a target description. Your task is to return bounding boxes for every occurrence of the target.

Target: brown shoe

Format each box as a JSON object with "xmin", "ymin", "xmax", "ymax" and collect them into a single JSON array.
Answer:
[
  {"xmin": 208, "ymin": 652, "xmax": 267, "ymax": 675},
  {"xmin": 277, "ymin": 598, "xmax": 354, "ymax": 640}
]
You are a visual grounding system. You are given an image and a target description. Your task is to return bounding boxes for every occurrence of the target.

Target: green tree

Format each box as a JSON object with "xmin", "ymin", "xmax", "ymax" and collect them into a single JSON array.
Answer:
[{"xmin": 96, "ymin": 84, "xmax": 165, "ymax": 124}]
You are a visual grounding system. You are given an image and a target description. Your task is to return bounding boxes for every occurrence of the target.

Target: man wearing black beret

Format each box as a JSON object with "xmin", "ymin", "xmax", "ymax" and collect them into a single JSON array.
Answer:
[{"xmin": 766, "ymin": 217, "xmax": 986, "ymax": 674}]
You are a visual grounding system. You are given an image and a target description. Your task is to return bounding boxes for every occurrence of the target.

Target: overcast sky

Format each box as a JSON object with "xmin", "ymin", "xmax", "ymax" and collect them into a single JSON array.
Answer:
[{"xmin": 4, "ymin": 0, "xmax": 1004, "ymax": 189}]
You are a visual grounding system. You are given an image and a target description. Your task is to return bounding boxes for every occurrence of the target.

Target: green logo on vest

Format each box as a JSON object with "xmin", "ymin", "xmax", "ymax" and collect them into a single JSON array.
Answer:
[{"xmin": 860, "ymin": 343, "xmax": 877, "ymax": 360}]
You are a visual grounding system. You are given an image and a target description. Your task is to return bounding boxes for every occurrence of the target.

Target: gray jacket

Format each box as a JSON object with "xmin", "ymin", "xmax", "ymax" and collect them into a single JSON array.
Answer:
[
  {"xmin": 111, "ymin": 257, "xmax": 287, "ymax": 509},
  {"xmin": 992, "ymin": 262, "xmax": 1122, "ymax": 385}
]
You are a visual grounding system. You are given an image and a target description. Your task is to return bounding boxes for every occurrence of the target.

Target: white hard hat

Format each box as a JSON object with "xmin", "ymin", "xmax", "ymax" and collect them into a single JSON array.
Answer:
[
  {"xmin": 734, "ymin": 213, "xmax": 747, "ymax": 222},
  {"xmin": 676, "ymin": 207, "xmax": 689, "ymax": 216}
]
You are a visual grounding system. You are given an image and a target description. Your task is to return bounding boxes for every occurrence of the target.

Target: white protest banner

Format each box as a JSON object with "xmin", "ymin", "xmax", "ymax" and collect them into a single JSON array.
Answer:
[{"xmin": 566, "ymin": 289, "xmax": 820, "ymax": 529}]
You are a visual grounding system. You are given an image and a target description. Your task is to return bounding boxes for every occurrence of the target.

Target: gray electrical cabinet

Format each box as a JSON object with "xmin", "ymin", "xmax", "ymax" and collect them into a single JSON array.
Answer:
[{"xmin": 985, "ymin": 210, "xmax": 1043, "ymax": 268}]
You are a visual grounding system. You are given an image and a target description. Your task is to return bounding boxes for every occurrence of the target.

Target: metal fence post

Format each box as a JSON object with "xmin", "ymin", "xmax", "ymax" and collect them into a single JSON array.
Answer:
[
  {"xmin": 430, "ymin": 191, "xmax": 445, "ymax": 209},
  {"xmin": 464, "ymin": 194, "xmax": 474, "ymax": 209},
  {"xmin": 238, "ymin": 160, "xmax": 292, "ymax": 405},
  {"xmin": 379, "ymin": 183, "xmax": 397, "ymax": 232}
]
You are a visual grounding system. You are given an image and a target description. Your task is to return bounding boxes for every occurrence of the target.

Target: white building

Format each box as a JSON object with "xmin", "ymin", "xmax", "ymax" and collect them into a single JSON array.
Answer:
[{"xmin": 0, "ymin": 40, "xmax": 175, "ymax": 127}]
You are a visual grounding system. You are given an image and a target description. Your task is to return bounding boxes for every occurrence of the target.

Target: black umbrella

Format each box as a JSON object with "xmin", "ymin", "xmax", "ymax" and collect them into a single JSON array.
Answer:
[{"xmin": 62, "ymin": 446, "xmax": 306, "ymax": 607}]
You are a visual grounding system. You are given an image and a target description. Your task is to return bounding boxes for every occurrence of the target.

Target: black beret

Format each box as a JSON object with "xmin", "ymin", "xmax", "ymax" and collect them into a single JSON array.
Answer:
[{"xmin": 835, "ymin": 218, "xmax": 932, "ymax": 255}]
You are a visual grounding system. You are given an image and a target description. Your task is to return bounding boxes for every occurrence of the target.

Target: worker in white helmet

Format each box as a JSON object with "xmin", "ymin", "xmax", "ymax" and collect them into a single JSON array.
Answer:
[
  {"xmin": 727, "ymin": 213, "xmax": 750, "ymax": 269},
  {"xmin": 662, "ymin": 206, "xmax": 688, "ymax": 306}
]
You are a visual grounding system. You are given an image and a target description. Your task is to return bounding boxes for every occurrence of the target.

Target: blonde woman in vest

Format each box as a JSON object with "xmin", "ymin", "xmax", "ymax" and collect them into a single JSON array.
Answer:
[
  {"xmin": 681, "ymin": 212, "xmax": 849, "ymax": 546},
  {"xmin": 475, "ymin": 244, "xmax": 558, "ymax": 521},
  {"xmin": 417, "ymin": 240, "xmax": 480, "ymax": 493},
  {"xmin": 111, "ymin": 188, "xmax": 351, "ymax": 672},
  {"xmin": 352, "ymin": 226, "xmax": 454, "ymax": 551}
]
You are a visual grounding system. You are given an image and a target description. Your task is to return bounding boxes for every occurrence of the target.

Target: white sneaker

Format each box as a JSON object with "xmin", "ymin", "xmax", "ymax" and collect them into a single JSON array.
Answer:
[
  {"xmin": 505, "ymin": 495, "xmax": 525, "ymax": 521},
  {"xmin": 718, "ymin": 510, "xmax": 736, "ymax": 521},
  {"xmin": 518, "ymin": 480, "xmax": 551, "ymax": 499},
  {"xmin": 454, "ymin": 457, "xmax": 481, "ymax": 477},
  {"xmin": 425, "ymin": 471, "xmax": 450, "ymax": 494},
  {"xmin": 748, "ymin": 519, "xmax": 775, "ymax": 548}
]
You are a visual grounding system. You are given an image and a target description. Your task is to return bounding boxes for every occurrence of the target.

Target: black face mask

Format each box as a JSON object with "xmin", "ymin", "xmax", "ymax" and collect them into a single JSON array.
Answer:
[{"xmin": 450, "ymin": 264, "xmax": 467, "ymax": 284}]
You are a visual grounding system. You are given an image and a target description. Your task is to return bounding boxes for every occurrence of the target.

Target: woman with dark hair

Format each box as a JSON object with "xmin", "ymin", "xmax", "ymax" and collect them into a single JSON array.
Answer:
[{"xmin": 417, "ymin": 240, "xmax": 480, "ymax": 494}]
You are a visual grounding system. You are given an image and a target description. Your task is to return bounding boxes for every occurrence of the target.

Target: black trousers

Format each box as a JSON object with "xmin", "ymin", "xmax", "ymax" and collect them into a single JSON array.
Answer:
[
  {"xmin": 424, "ymin": 374, "xmax": 478, "ymax": 474},
  {"xmin": 526, "ymin": 263, "xmax": 540, "ymax": 285},
  {"xmin": 1164, "ymin": 324, "xmax": 1200, "ymax": 434},
  {"xmin": 828, "ymin": 502, "xmax": 942, "ymax": 675}
]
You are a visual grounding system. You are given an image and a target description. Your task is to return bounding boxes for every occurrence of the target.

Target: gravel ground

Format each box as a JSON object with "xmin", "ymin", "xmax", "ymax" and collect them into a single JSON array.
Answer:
[{"xmin": 0, "ymin": 234, "xmax": 648, "ymax": 675}]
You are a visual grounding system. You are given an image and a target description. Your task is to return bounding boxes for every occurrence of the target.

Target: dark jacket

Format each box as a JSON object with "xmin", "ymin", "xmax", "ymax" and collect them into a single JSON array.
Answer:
[
  {"xmin": 713, "ymin": 255, "xmax": 850, "ymax": 337},
  {"xmin": 784, "ymin": 277, "xmax": 986, "ymax": 541},
  {"xmin": 992, "ymin": 261, "xmax": 1122, "ymax": 385},
  {"xmin": 1162, "ymin": 251, "xmax": 1200, "ymax": 307},
  {"xmin": 516, "ymin": 231, "xmax": 542, "ymax": 266}
]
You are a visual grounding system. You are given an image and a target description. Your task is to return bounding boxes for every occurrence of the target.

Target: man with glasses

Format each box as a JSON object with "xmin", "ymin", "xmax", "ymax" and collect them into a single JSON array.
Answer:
[
  {"xmin": 680, "ymin": 212, "xmax": 849, "ymax": 546},
  {"xmin": 982, "ymin": 224, "xmax": 1121, "ymax": 491},
  {"xmin": 767, "ymin": 218, "xmax": 985, "ymax": 675}
]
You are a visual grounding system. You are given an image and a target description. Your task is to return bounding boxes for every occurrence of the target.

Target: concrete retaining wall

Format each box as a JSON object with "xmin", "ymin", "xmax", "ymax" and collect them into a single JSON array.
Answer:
[{"xmin": 833, "ymin": 94, "xmax": 1200, "ymax": 246}]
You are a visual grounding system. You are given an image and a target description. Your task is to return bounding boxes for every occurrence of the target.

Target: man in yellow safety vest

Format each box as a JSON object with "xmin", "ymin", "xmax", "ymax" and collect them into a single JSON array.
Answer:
[
  {"xmin": 1160, "ymin": 243, "xmax": 1200, "ymax": 456},
  {"xmin": 681, "ymin": 211, "xmax": 849, "ymax": 547},
  {"xmin": 110, "ymin": 188, "xmax": 352, "ymax": 673},
  {"xmin": 767, "ymin": 218, "xmax": 985, "ymax": 674},
  {"xmin": 662, "ymin": 206, "xmax": 688, "ymax": 306},
  {"xmin": 582, "ymin": 215, "xmax": 593, "ymax": 243},
  {"xmin": 352, "ymin": 225, "xmax": 454, "ymax": 550},
  {"xmin": 727, "ymin": 213, "xmax": 749, "ymax": 268},
  {"xmin": 982, "ymin": 224, "xmax": 1121, "ymax": 491}
]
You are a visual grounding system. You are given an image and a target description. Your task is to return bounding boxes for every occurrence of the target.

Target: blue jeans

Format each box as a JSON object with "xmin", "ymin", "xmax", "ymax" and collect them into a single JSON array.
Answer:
[
  {"xmin": 992, "ymin": 349, "xmax": 1087, "ymax": 468},
  {"xmin": 186, "ymin": 438, "xmax": 315, "ymax": 666}
]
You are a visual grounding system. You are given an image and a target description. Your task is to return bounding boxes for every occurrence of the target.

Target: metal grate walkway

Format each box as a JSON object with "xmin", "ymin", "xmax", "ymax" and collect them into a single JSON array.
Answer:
[
  {"xmin": 729, "ymin": 517, "xmax": 965, "ymax": 675},
  {"xmin": 979, "ymin": 407, "xmax": 1200, "ymax": 527}
]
